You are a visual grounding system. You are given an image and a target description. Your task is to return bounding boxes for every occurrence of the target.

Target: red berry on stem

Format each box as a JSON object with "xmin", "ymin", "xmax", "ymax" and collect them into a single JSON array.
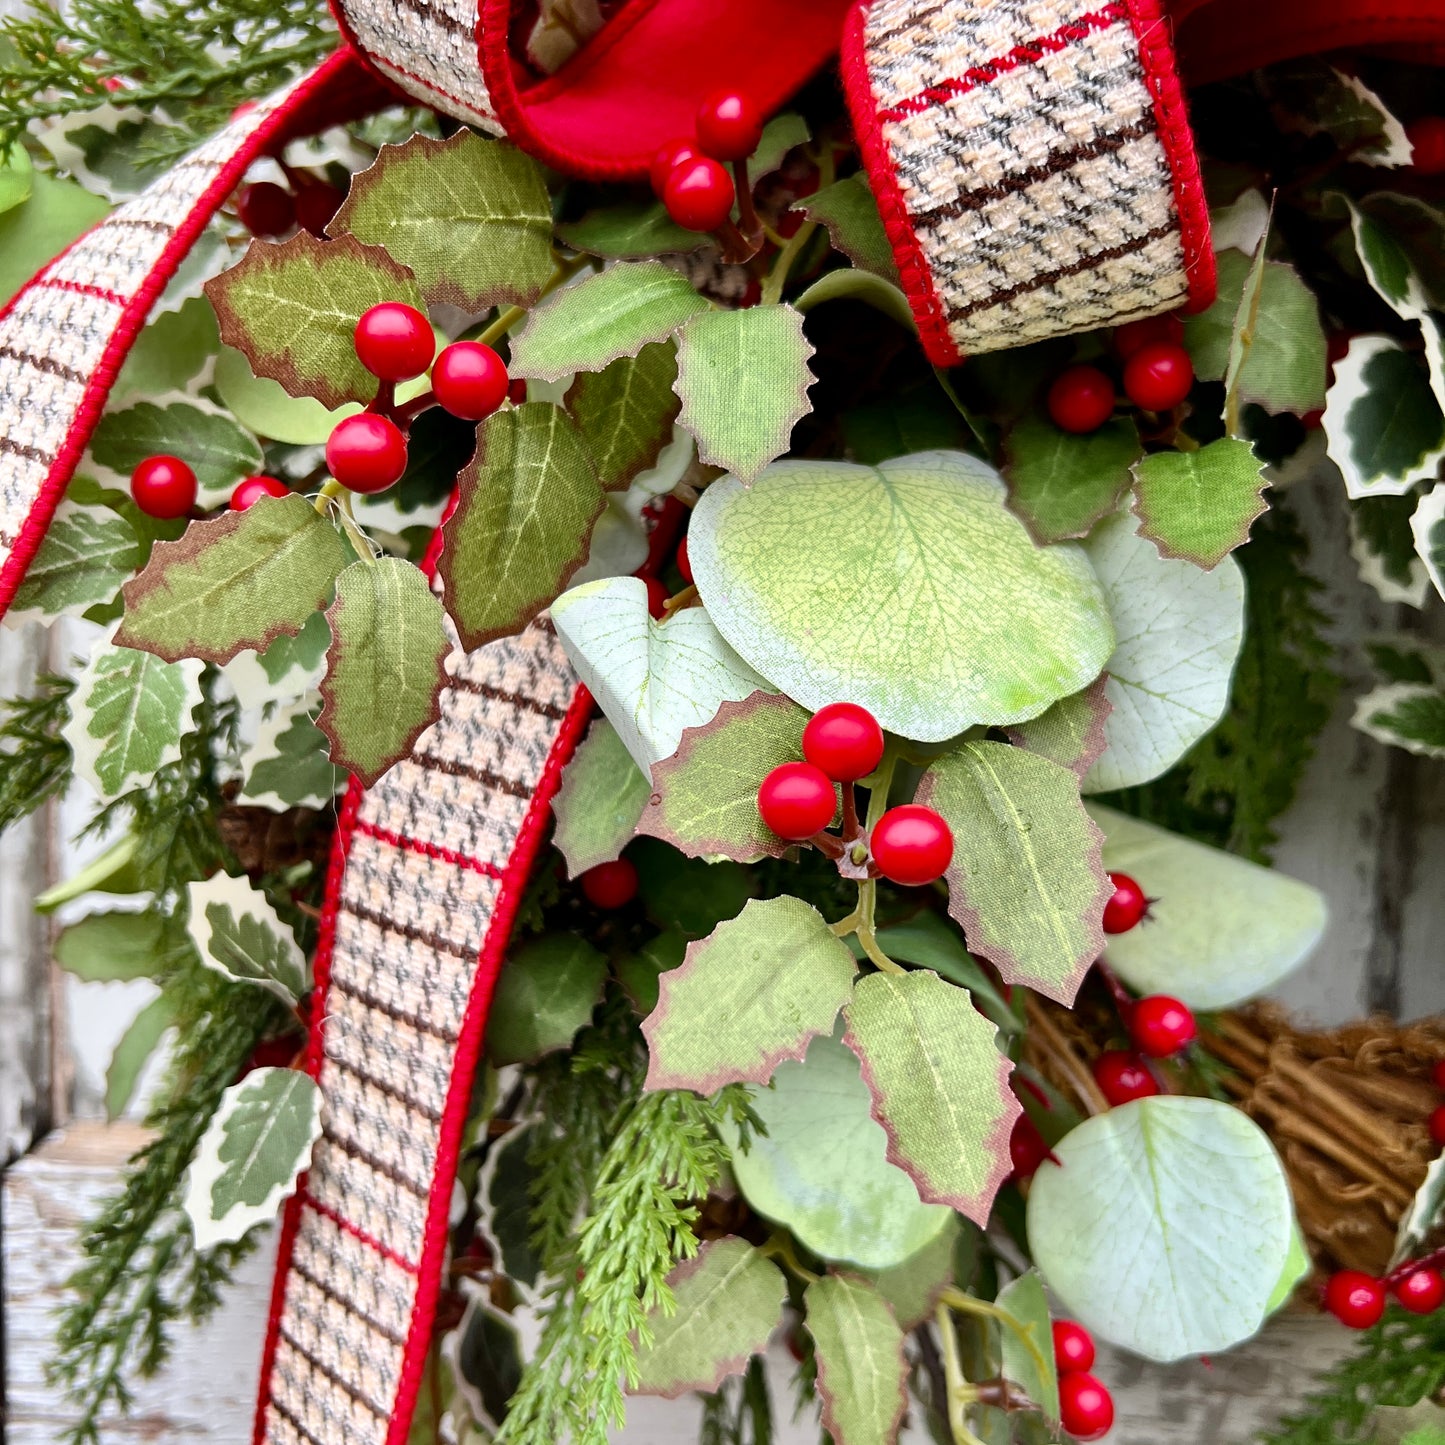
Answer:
[
  {"xmin": 1123, "ymin": 341, "xmax": 1194, "ymax": 411},
  {"xmin": 871, "ymin": 805, "xmax": 953, "ymax": 886},
  {"xmin": 1324, "ymin": 1271, "xmax": 1386, "ymax": 1329},
  {"xmin": 354, "ymin": 301, "xmax": 434, "ymax": 382},
  {"xmin": 802, "ymin": 702, "xmax": 885, "ymax": 782},
  {"xmin": 757, "ymin": 761, "xmax": 836, "ymax": 841},
  {"xmin": 1429, "ymin": 1103, "xmax": 1445, "ymax": 1148},
  {"xmin": 676, "ymin": 535, "xmax": 693, "ymax": 584},
  {"xmin": 650, "ymin": 137, "xmax": 700, "ymax": 197},
  {"xmin": 1129, "ymin": 995, "xmax": 1196, "ymax": 1058},
  {"xmin": 696, "ymin": 89, "xmax": 763, "ymax": 162},
  {"xmin": 1432, "ymin": 1059, "xmax": 1445, "ymax": 1091},
  {"xmin": 1047, "ymin": 365, "xmax": 1115, "ymax": 434},
  {"xmin": 1059, "ymin": 1373, "xmax": 1114, "ymax": 1441},
  {"xmin": 230, "ymin": 475, "xmax": 289, "ymax": 511},
  {"xmin": 1052, "ymin": 1320, "xmax": 1096, "ymax": 1375},
  {"xmin": 130, "ymin": 455, "xmax": 197, "ymax": 519},
  {"xmin": 1093, "ymin": 1050, "xmax": 1159, "ymax": 1106},
  {"xmin": 1114, "ymin": 312, "xmax": 1184, "ymax": 359},
  {"xmin": 432, "ymin": 341, "xmax": 509, "ymax": 421},
  {"xmin": 644, "ymin": 575, "xmax": 670, "ymax": 620},
  {"xmin": 1102, "ymin": 872, "xmax": 1147, "ymax": 934},
  {"xmin": 1408, "ymin": 116, "xmax": 1445, "ymax": 175},
  {"xmin": 580, "ymin": 858, "xmax": 638, "ymax": 910},
  {"xmin": 326, "ymin": 413, "xmax": 408, "ymax": 494},
  {"xmin": 235, "ymin": 180, "xmax": 294, "ymax": 237},
  {"xmin": 1009, "ymin": 1115, "xmax": 1052, "ymax": 1180},
  {"xmin": 663, "ymin": 156, "xmax": 736, "ymax": 233},
  {"xmin": 294, "ymin": 181, "xmax": 344, "ymax": 236},
  {"xmin": 1395, "ymin": 1266, "xmax": 1445, "ymax": 1315}
]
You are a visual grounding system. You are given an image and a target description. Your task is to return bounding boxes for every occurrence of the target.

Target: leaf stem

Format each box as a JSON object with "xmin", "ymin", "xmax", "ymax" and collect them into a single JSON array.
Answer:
[
  {"xmin": 939, "ymin": 1287, "xmax": 1050, "ymax": 1383},
  {"xmin": 935, "ymin": 1303, "xmax": 987, "ymax": 1445},
  {"xmin": 855, "ymin": 880, "xmax": 904, "ymax": 974},
  {"xmin": 476, "ymin": 252, "xmax": 592, "ymax": 350},
  {"xmin": 313, "ymin": 477, "xmax": 345, "ymax": 515},
  {"xmin": 760, "ymin": 218, "xmax": 818, "ymax": 306},
  {"xmin": 760, "ymin": 1231, "xmax": 820, "ymax": 1284}
]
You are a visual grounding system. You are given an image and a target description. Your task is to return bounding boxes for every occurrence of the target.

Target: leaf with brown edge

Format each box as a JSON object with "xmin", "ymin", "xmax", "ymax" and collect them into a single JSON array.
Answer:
[
  {"xmin": 317, "ymin": 558, "xmax": 451, "ymax": 786},
  {"xmin": 1005, "ymin": 675, "xmax": 1112, "ymax": 781},
  {"xmin": 917, "ymin": 741, "xmax": 1109, "ymax": 1005},
  {"xmin": 642, "ymin": 895, "xmax": 857, "ymax": 1094},
  {"xmin": 205, "ymin": 233, "xmax": 425, "ymax": 410},
  {"xmin": 566, "ymin": 341, "xmax": 681, "ymax": 491},
  {"xmin": 116, "ymin": 494, "xmax": 347, "ymax": 664},
  {"xmin": 1130, "ymin": 437, "xmax": 1269, "ymax": 571},
  {"xmin": 1003, "ymin": 415, "xmax": 1141, "ymax": 545},
  {"xmin": 804, "ymin": 1273, "xmax": 907, "ymax": 1445},
  {"xmin": 843, "ymin": 969, "xmax": 1019, "ymax": 1225}
]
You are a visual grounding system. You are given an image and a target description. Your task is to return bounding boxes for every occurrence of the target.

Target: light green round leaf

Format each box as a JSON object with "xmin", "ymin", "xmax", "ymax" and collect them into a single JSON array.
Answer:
[
  {"xmin": 0, "ymin": 143, "xmax": 34, "ymax": 215},
  {"xmin": 725, "ymin": 1031, "xmax": 953, "ymax": 1270},
  {"xmin": 1027, "ymin": 1096, "xmax": 1293, "ymax": 1362},
  {"xmin": 1267, "ymin": 1221, "xmax": 1310, "ymax": 1314},
  {"xmin": 1086, "ymin": 805, "xmax": 1327, "ymax": 1009},
  {"xmin": 213, "ymin": 346, "xmax": 361, "ymax": 445},
  {"xmin": 485, "ymin": 935, "xmax": 608, "ymax": 1066},
  {"xmin": 689, "ymin": 453, "xmax": 1114, "ymax": 741},
  {"xmin": 0, "ymin": 171, "xmax": 108, "ymax": 306}
]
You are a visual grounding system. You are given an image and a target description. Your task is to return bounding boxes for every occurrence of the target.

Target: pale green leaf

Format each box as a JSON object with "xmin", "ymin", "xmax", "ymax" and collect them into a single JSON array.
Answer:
[
  {"xmin": 0, "ymin": 143, "xmax": 33, "ymax": 214},
  {"xmin": 0, "ymin": 171, "xmax": 108, "ymax": 306},
  {"xmin": 996, "ymin": 1271, "xmax": 1059, "ymax": 1421},
  {"xmin": 186, "ymin": 871, "xmax": 309, "ymax": 1006},
  {"xmin": 861, "ymin": 1216, "xmax": 960, "ymax": 1330},
  {"xmin": 1002, "ymin": 416, "xmax": 1140, "ymax": 544},
  {"xmin": 566, "ymin": 342, "xmax": 681, "ymax": 490},
  {"xmin": 1130, "ymin": 436, "xmax": 1268, "ymax": 569},
  {"xmin": 9, "ymin": 503, "xmax": 139, "ymax": 620},
  {"xmin": 485, "ymin": 935, "xmax": 608, "ymax": 1066},
  {"xmin": 105, "ymin": 992, "xmax": 175, "ymax": 1120},
  {"xmin": 54, "ymin": 910, "xmax": 169, "ymax": 982},
  {"xmin": 239, "ymin": 698, "xmax": 345, "ymax": 812},
  {"xmin": 802, "ymin": 174, "xmax": 898, "ymax": 282},
  {"xmin": 91, "ymin": 399, "xmax": 263, "ymax": 505},
  {"xmin": 804, "ymin": 1274, "xmax": 907, "ymax": 1445},
  {"xmin": 1353, "ymin": 680, "xmax": 1445, "ymax": 759},
  {"xmin": 212, "ymin": 345, "xmax": 361, "ymax": 446},
  {"xmin": 794, "ymin": 268, "xmax": 916, "ymax": 332},
  {"xmin": 1267, "ymin": 1221, "xmax": 1310, "ymax": 1313},
  {"xmin": 1005, "ymin": 675, "xmax": 1111, "ymax": 781},
  {"xmin": 552, "ymin": 717, "xmax": 650, "ymax": 877},
  {"xmin": 113, "ymin": 295, "xmax": 219, "ymax": 401}
]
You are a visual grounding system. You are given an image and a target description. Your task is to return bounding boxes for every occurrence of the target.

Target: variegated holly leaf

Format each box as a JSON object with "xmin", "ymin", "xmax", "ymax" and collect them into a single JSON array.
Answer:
[
  {"xmin": 860, "ymin": 1215, "xmax": 960, "ymax": 1331},
  {"xmin": 1131, "ymin": 436, "xmax": 1268, "ymax": 569},
  {"xmin": 205, "ymin": 232, "xmax": 425, "ymax": 409},
  {"xmin": 117, "ymin": 494, "xmax": 348, "ymax": 664},
  {"xmin": 8, "ymin": 499, "xmax": 139, "ymax": 620},
  {"xmin": 239, "ymin": 698, "xmax": 345, "ymax": 812},
  {"xmin": 222, "ymin": 609, "xmax": 331, "ymax": 712},
  {"xmin": 1392, "ymin": 1156, "xmax": 1445, "ymax": 1268},
  {"xmin": 566, "ymin": 342, "xmax": 681, "ymax": 491},
  {"xmin": 1003, "ymin": 416, "xmax": 1141, "ymax": 544},
  {"xmin": 804, "ymin": 1274, "xmax": 907, "ymax": 1445},
  {"xmin": 917, "ymin": 741, "xmax": 1109, "ymax": 1005},
  {"xmin": 186, "ymin": 871, "xmax": 310, "ymax": 1007},
  {"xmin": 675, "ymin": 304, "xmax": 814, "ymax": 483},
  {"xmin": 104, "ymin": 992, "xmax": 176, "ymax": 1120},
  {"xmin": 633, "ymin": 1238, "xmax": 788, "ymax": 1397},
  {"xmin": 643, "ymin": 896, "xmax": 857, "ymax": 1092},
  {"xmin": 552, "ymin": 718, "xmax": 650, "ymax": 877},
  {"xmin": 637, "ymin": 691, "xmax": 815, "ymax": 862},
  {"xmin": 182, "ymin": 1067, "xmax": 322, "ymax": 1249},
  {"xmin": 996, "ymin": 1270, "xmax": 1059, "ymax": 1421},
  {"xmin": 509, "ymin": 262, "xmax": 709, "ymax": 381},
  {"xmin": 91, "ymin": 398, "xmax": 263, "ymax": 505},
  {"xmin": 330, "ymin": 131, "xmax": 552, "ymax": 312},
  {"xmin": 438, "ymin": 402, "xmax": 604, "ymax": 651},
  {"xmin": 802, "ymin": 174, "xmax": 897, "ymax": 282},
  {"xmin": 1412, "ymin": 487, "xmax": 1445, "ymax": 604},
  {"xmin": 1263, "ymin": 59, "xmax": 1412, "ymax": 165},
  {"xmin": 1352, "ymin": 493, "xmax": 1429, "ymax": 607},
  {"xmin": 1353, "ymin": 680, "xmax": 1445, "ymax": 759},
  {"xmin": 1005, "ymin": 676, "xmax": 1111, "ymax": 780},
  {"xmin": 844, "ymin": 970, "xmax": 1018, "ymax": 1225},
  {"xmin": 452, "ymin": 1295, "xmax": 523, "ymax": 1430},
  {"xmin": 485, "ymin": 935, "xmax": 608, "ymax": 1066}
]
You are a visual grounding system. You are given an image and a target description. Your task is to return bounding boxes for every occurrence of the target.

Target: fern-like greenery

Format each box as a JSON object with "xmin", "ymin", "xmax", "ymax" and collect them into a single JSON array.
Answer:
[{"xmin": 0, "ymin": 670, "xmax": 73, "ymax": 832}]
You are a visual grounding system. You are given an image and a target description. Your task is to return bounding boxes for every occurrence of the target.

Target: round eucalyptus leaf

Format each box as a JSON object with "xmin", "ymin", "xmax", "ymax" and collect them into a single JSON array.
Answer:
[{"xmin": 688, "ymin": 452, "xmax": 1114, "ymax": 741}]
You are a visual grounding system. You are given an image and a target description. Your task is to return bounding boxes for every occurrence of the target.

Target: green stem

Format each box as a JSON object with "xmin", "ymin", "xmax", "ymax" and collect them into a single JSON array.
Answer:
[
  {"xmin": 864, "ymin": 750, "xmax": 898, "ymax": 834},
  {"xmin": 760, "ymin": 220, "xmax": 817, "ymax": 306},
  {"xmin": 312, "ymin": 477, "xmax": 344, "ymax": 515},
  {"xmin": 760, "ymin": 1232, "xmax": 820, "ymax": 1284},
  {"xmin": 854, "ymin": 880, "xmax": 904, "ymax": 973},
  {"xmin": 935, "ymin": 1304, "xmax": 987, "ymax": 1445},
  {"xmin": 476, "ymin": 252, "xmax": 591, "ymax": 350},
  {"xmin": 940, "ymin": 1287, "xmax": 1050, "ymax": 1383}
]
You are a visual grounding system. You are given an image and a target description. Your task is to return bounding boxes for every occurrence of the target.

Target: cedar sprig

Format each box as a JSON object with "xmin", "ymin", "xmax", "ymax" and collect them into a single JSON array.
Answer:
[{"xmin": 0, "ymin": 670, "xmax": 72, "ymax": 833}]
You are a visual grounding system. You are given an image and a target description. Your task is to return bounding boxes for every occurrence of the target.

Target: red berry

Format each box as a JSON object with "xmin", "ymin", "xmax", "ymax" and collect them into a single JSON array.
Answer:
[
  {"xmin": 1395, "ymin": 1266, "xmax": 1445, "ymax": 1315},
  {"xmin": 1093, "ymin": 1050, "xmax": 1159, "ymax": 1106},
  {"xmin": 230, "ymin": 475, "xmax": 289, "ymax": 510},
  {"xmin": 1102, "ymin": 872, "xmax": 1147, "ymax": 934},
  {"xmin": 508, "ymin": 377, "xmax": 528, "ymax": 405},
  {"xmin": 294, "ymin": 181, "xmax": 344, "ymax": 236},
  {"xmin": 1429, "ymin": 1103, "xmax": 1445, "ymax": 1148},
  {"xmin": 432, "ymin": 341, "xmax": 509, "ymax": 421},
  {"xmin": 676, "ymin": 535, "xmax": 693, "ymax": 584},
  {"xmin": 1052, "ymin": 1320, "xmax": 1096, "ymax": 1375},
  {"xmin": 1047, "ymin": 365, "xmax": 1115, "ymax": 434},
  {"xmin": 1009, "ymin": 1115, "xmax": 1052, "ymax": 1180},
  {"xmin": 802, "ymin": 702, "xmax": 885, "ymax": 782},
  {"xmin": 130, "ymin": 455, "xmax": 197, "ymax": 519},
  {"xmin": 1059, "ymin": 1372, "xmax": 1114, "ymax": 1441},
  {"xmin": 234, "ymin": 180, "xmax": 294, "ymax": 237},
  {"xmin": 1432, "ymin": 1060, "xmax": 1445, "ymax": 1091},
  {"xmin": 1408, "ymin": 116, "xmax": 1445, "ymax": 176},
  {"xmin": 870, "ymin": 804, "xmax": 953, "ymax": 886},
  {"xmin": 663, "ymin": 156, "xmax": 735, "ymax": 233},
  {"xmin": 1114, "ymin": 312, "xmax": 1184, "ymax": 359},
  {"xmin": 1129, "ymin": 995, "xmax": 1196, "ymax": 1058},
  {"xmin": 650, "ymin": 137, "xmax": 700, "ymax": 197},
  {"xmin": 580, "ymin": 858, "xmax": 638, "ymax": 910},
  {"xmin": 1123, "ymin": 341, "xmax": 1194, "ymax": 411},
  {"xmin": 644, "ymin": 575, "xmax": 670, "ymax": 619},
  {"xmin": 1324, "ymin": 1271, "xmax": 1386, "ymax": 1330},
  {"xmin": 325, "ymin": 413, "xmax": 408, "ymax": 494},
  {"xmin": 757, "ymin": 761, "xmax": 836, "ymax": 841},
  {"xmin": 696, "ymin": 88, "xmax": 763, "ymax": 162},
  {"xmin": 354, "ymin": 301, "xmax": 434, "ymax": 382}
]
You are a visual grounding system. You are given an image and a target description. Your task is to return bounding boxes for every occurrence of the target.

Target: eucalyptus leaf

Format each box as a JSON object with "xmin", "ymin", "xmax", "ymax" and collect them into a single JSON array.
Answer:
[
  {"xmin": 55, "ymin": 910, "xmax": 171, "ymax": 983},
  {"xmin": 485, "ymin": 935, "xmax": 608, "ymax": 1066},
  {"xmin": 213, "ymin": 345, "xmax": 361, "ymax": 446}
]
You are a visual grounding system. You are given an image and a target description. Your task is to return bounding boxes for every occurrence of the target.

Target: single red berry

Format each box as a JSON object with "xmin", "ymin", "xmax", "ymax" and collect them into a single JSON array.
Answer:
[
  {"xmin": 1052, "ymin": 1320, "xmax": 1096, "ymax": 1375},
  {"xmin": 230, "ymin": 475, "xmax": 289, "ymax": 510},
  {"xmin": 1130, "ymin": 995, "xmax": 1196, "ymax": 1058},
  {"xmin": 757, "ymin": 761, "xmax": 836, "ymax": 841},
  {"xmin": 1407, "ymin": 116, "xmax": 1445, "ymax": 175},
  {"xmin": 1324, "ymin": 1271, "xmax": 1386, "ymax": 1330},
  {"xmin": 1059, "ymin": 1373, "xmax": 1114, "ymax": 1441},
  {"xmin": 130, "ymin": 455, "xmax": 197, "ymax": 519},
  {"xmin": 1047, "ymin": 365, "xmax": 1115, "ymax": 434},
  {"xmin": 1123, "ymin": 341, "xmax": 1194, "ymax": 411},
  {"xmin": 507, "ymin": 377, "xmax": 528, "ymax": 405},
  {"xmin": 1432, "ymin": 1059, "xmax": 1445, "ymax": 1091},
  {"xmin": 871, "ymin": 804, "xmax": 953, "ymax": 886},
  {"xmin": 1429, "ymin": 1103, "xmax": 1445, "ymax": 1148},
  {"xmin": 234, "ymin": 180, "xmax": 294, "ymax": 237},
  {"xmin": 676, "ymin": 535, "xmax": 693, "ymax": 585},
  {"xmin": 294, "ymin": 181, "xmax": 344, "ymax": 236},
  {"xmin": 325, "ymin": 413, "xmax": 408, "ymax": 494},
  {"xmin": 1009, "ymin": 1115, "xmax": 1052, "ymax": 1180},
  {"xmin": 237, "ymin": 1034, "xmax": 300, "ymax": 1080},
  {"xmin": 354, "ymin": 301, "xmax": 434, "ymax": 382},
  {"xmin": 1301, "ymin": 408, "xmax": 1324, "ymax": 431},
  {"xmin": 663, "ymin": 156, "xmax": 736, "ymax": 233},
  {"xmin": 1114, "ymin": 311, "xmax": 1184, "ymax": 359},
  {"xmin": 1395, "ymin": 1266, "xmax": 1445, "ymax": 1315},
  {"xmin": 580, "ymin": 858, "xmax": 638, "ymax": 910},
  {"xmin": 650, "ymin": 137, "xmax": 700, "ymax": 197},
  {"xmin": 1093, "ymin": 1050, "xmax": 1160, "ymax": 1106},
  {"xmin": 802, "ymin": 702, "xmax": 885, "ymax": 782},
  {"xmin": 1102, "ymin": 872, "xmax": 1147, "ymax": 934},
  {"xmin": 644, "ymin": 575, "xmax": 670, "ymax": 620},
  {"xmin": 696, "ymin": 88, "xmax": 764, "ymax": 162},
  {"xmin": 432, "ymin": 341, "xmax": 509, "ymax": 421}
]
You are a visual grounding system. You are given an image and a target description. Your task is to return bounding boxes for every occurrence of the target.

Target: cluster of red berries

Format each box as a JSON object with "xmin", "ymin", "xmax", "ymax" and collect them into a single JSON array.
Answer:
[
  {"xmin": 233, "ymin": 175, "xmax": 344, "ymax": 240},
  {"xmin": 1046, "ymin": 314, "xmax": 1195, "ymax": 433},
  {"xmin": 1101, "ymin": 869, "xmax": 1196, "ymax": 1059},
  {"xmin": 129, "ymin": 454, "xmax": 293, "ymax": 519},
  {"xmin": 1053, "ymin": 1320, "xmax": 1114, "ymax": 1441},
  {"xmin": 652, "ymin": 89, "xmax": 762, "ymax": 242}
]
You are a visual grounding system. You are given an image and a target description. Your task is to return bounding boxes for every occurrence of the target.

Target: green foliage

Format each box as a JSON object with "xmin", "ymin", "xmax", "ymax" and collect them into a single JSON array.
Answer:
[
  {"xmin": 551, "ymin": 718, "xmax": 650, "ymax": 877},
  {"xmin": 566, "ymin": 342, "xmax": 681, "ymax": 491},
  {"xmin": 0, "ymin": 170, "xmax": 107, "ymax": 304},
  {"xmin": 1002, "ymin": 416, "xmax": 1140, "ymax": 544},
  {"xmin": 0, "ymin": 671, "xmax": 73, "ymax": 832},
  {"xmin": 802, "ymin": 174, "xmax": 897, "ymax": 282},
  {"xmin": 485, "ymin": 935, "xmax": 608, "ymax": 1066},
  {"xmin": 1131, "ymin": 436, "xmax": 1269, "ymax": 569},
  {"xmin": 9, "ymin": 504, "xmax": 141, "ymax": 619},
  {"xmin": 91, "ymin": 401, "xmax": 263, "ymax": 504}
]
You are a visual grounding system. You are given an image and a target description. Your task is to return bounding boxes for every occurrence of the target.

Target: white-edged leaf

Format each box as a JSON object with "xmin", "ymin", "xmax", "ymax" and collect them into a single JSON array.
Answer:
[
  {"xmin": 238, "ymin": 695, "xmax": 345, "ymax": 813},
  {"xmin": 1412, "ymin": 486, "xmax": 1445, "ymax": 604},
  {"xmin": 185, "ymin": 871, "xmax": 310, "ymax": 1006},
  {"xmin": 1353, "ymin": 680, "xmax": 1445, "ymax": 759},
  {"xmin": 8, "ymin": 499, "xmax": 139, "ymax": 621},
  {"xmin": 1393, "ymin": 1156, "xmax": 1445, "ymax": 1268}
]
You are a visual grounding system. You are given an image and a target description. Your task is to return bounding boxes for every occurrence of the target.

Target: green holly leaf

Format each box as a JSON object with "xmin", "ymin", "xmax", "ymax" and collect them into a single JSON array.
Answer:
[
  {"xmin": 634, "ymin": 1238, "xmax": 788, "ymax": 1397},
  {"xmin": 1005, "ymin": 676, "xmax": 1111, "ymax": 781},
  {"xmin": 205, "ymin": 232, "xmax": 426, "ymax": 409},
  {"xmin": 1027, "ymin": 1096, "xmax": 1292, "ymax": 1361},
  {"xmin": 996, "ymin": 1271, "xmax": 1059, "ymax": 1421},
  {"xmin": 843, "ymin": 970, "xmax": 1017, "ymax": 1224},
  {"xmin": 689, "ymin": 453, "xmax": 1114, "ymax": 741},
  {"xmin": 1130, "ymin": 436, "xmax": 1268, "ymax": 569},
  {"xmin": 1352, "ymin": 492, "xmax": 1429, "ymax": 606},
  {"xmin": 1263, "ymin": 59, "xmax": 1412, "ymax": 164},
  {"xmin": 330, "ymin": 131, "xmax": 553, "ymax": 311},
  {"xmin": 804, "ymin": 1274, "xmax": 907, "ymax": 1445},
  {"xmin": 0, "ymin": 171, "xmax": 108, "ymax": 306},
  {"xmin": 181, "ymin": 1066, "xmax": 322, "ymax": 1249},
  {"xmin": 438, "ymin": 402, "xmax": 604, "ymax": 650},
  {"xmin": 917, "ymin": 741, "xmax": 1109, "ymax": 1005},
  {"xmin": 566, "ymin": 342, "xmax": 681, "ymax": 491},
  {"xmin": 239, "ymin": 699, "xmax": 345, "ymax": 812},
  {"xmin": 117, "ymin": 494, "xmax": 348, "ymax": 664},
  {"xmin": 1002, "ymin": 416, "xmax": 1141, "ymax": 544},
  {"xmin": 643, "ymin": 896, "xmax": 857, "ymax": 1093},
  {"xmin": 54, "ymin": 910, "xmax": 171, "ymax": 982},
  {"xmin": 509, "ymin": 261, "xmax": 710, "ymax": 382},
  {"xmin": 802, "ymin": 174, "xmax": 898, "ymax": 282},
  {"xmin": 633, "ymin": 838, "xmax": 753, "ymax": 938},
  {"xmin": 674, "ymin": 304, "xmax": 814, "ymax": 483},
  {"xmin": 860, "ymin": 1215, "xmax": 960, "ymax": 1330},
  {"xmin": 556, "ymin": 201, "xmax": 706, "ymax": 259},
  {"xmin": 752, "ymin": 113, "xmax": 811, "ymax": 178},
  {"xmin": 9, "ymin": 501, "xmax": 140, "ymax": 620},
  {"xmin": 869, "ymin": 915, "xmax": 1015, "ymax": 1035},
  {"xmin": 91, "ymin": 400, "xmax": 264, "ymax": 505},
  {"xmin": 104, "ymin": 992, "xmax": 176, "ymax": 1120},
  {"xmin": 552, "ymin": 718, "xmax": 650, "ymax": 877},
  {"xmin": 485, "ymin": 935, "xmax": 608, "ymax": 1066},
  {"xmin": 185, "ymin": 870, "xmax": 310, "ymax": 1007},
  {"xmin": 1353, "ymin": 680, "xmax": 1445, "ymax": 759},
  {"xmin": 617, "ymin": 931, "xmax": 685, "ymax": 1016},
  {"xmin": 551, "ymin": 576, "xmax": 771, "ymax": 772}
]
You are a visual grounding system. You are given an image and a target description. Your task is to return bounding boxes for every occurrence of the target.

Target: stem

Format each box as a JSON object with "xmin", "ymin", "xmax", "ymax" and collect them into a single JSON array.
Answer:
[
  {"xmin": 368, "ymin": 378, "xmax": 395, "ymax": 417},
  {"xmin": 732, "ymin": 156, "xmax": 762, "ymax": 246},
  {"xmin": 394, "ymin": 389, "xmax": 437, "ymax": 426},
  {"xmin": 809, "ymin": 830, "xmax": 846, "ymax": 861},
  {"xmin": 841, "ymin": 784, "xmax": 861, "ymax": 842},
  {"xmin": 1387, "ymin": 1243, "xmax": 1445, "ymax": 1288},
  {"xmin": 760, "ymin": 1232, "xmax": 820, "ymax": 1284},
  {"xmin": 855, "ymin": 880, "xmax": 905, "ymax": 974},
  {"xmin": 313, "ymin": 477, "xmax": 345, "ymax": 515},
  {"xmin": 935, "ymin": 1303, "xmax": 988, "ymax": 1445},
  {"xmin": 761, "ymin": 215, "xmax": 818, "ymax": 306},
  {"xmin": 715, "ymin": 215, "xmax": 754, "ymax": 266},
  {"xmin": 330, "ymin": 486, "xmax": 377, "ymax": 564},
  {"xmin": 940, "ymin": 1288, "xmax": 1050, "ymax": 1384},
  {"xmin": 829, "ymin": 908, "xmax": 862, "ymax": 938},
  {"xmin": 1095, "ymin": 957, "xmax": 1136, "ymax": 1021},
  {"xmin": 864, "ymin": 751, "xmax": 898, "ymax": 835},
  {"xmin": 476, "ymin": 252, "xmax": 591, "ymax": 349}
]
